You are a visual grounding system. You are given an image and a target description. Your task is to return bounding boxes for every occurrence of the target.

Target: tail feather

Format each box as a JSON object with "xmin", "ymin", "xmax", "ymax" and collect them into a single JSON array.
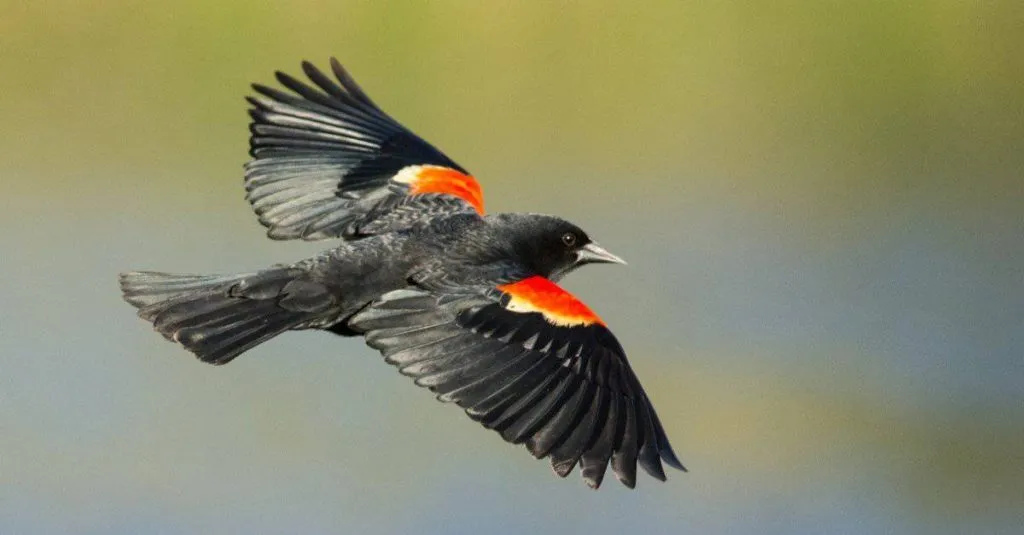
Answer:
[
  {"xmin": 151, "ymin": 295, "xmax": 254, "ymax": 334},
  {"xmin": 175, "ymin": 305, "xmax": 303, "ymax": 365},
  {"xmin": 119, "ymin": 269, "xmax": 337, "ymax": 365},
  {"xmin": 120, "ymin": 272, "xmax": 248, "ymax": 308}
]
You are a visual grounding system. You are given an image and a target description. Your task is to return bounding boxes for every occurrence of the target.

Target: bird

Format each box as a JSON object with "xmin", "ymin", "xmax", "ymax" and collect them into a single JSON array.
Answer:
[{"xmin": 118, "ymin": 58, "xmax": 685, "ymax": 489}]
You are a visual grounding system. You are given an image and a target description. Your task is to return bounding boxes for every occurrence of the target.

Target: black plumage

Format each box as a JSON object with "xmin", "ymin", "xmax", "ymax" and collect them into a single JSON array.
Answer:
[{"xmin": 119, "ymin": 58, "xmax": 684, "ymax": 489}]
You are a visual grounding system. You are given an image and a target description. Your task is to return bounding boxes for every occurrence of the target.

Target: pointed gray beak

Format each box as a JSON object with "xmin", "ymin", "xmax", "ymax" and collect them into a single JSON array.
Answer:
[{"xmin": 576, "ymin": 242, "xmax": 627, "ymax": 266}]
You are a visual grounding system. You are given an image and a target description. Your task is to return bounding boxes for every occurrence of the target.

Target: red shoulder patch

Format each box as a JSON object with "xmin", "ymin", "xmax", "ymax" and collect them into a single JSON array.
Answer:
[
  {"xmin": 393, "ymin": 165, "xmax": 485, "ymax": 214},
  {"xmin": 497, "ymin": 276, "xmax": 604, "ymax": 327}
]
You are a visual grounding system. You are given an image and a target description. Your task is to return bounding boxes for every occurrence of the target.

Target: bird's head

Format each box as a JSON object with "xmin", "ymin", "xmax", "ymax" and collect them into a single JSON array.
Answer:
[{"xmin": 497, "ymin": 214, "xmax": 626, "ymax": 281}]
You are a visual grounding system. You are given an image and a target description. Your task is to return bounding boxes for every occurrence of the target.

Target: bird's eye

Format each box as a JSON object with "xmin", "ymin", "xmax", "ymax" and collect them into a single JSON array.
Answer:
[{"xmin": 561, "ymin": 232, "xmax": 577, "ymax": 247}]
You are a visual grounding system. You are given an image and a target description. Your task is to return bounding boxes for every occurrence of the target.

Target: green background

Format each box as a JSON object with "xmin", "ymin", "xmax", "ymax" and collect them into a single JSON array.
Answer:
[{"xmin": 2, "ymin": 2, "xmax": 1022, "ymax": 533}]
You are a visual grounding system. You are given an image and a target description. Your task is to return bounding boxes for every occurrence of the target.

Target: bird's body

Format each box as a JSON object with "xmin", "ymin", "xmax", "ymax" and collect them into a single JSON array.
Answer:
[{"xmin": 120, "ymin": 59, "xmax": 684, "ymax": 489}]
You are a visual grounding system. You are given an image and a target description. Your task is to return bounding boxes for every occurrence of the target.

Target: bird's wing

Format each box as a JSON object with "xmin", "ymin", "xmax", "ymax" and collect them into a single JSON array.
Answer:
[
  {"xmin": 349, "ymin": 276, "xmax": 685, "ymax": 489},
  {"xmin": 244, "ymin": 58, "xmax": 484, "ymax": 241}
]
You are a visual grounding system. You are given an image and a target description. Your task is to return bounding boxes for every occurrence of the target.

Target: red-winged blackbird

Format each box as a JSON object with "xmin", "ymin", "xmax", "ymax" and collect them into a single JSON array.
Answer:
[{"xmin": 119, "ymin": 58, "xmax": 684, "ymax": 489}]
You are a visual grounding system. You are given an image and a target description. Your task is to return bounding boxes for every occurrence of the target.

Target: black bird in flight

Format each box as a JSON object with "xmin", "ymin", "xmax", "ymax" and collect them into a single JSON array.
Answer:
[{"xmin": 119, "ymin": 58, "xmax": 685, "ymax": 489}]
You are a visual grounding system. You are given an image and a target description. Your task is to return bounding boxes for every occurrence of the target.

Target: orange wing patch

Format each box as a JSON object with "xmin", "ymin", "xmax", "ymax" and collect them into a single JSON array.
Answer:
[
  {"xmin": 497, "ymin": 276, "xmax": 604, "ymax": 327},
  {"xmin": 393, "ymin": 165, "xmax": 485, "ymax": 214}
]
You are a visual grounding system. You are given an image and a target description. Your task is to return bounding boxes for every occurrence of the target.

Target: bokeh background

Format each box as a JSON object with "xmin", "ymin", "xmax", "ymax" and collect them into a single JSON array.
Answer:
[{"xmin": 2, "ymin": 1, "xmax": 1022, "ymax": 533}]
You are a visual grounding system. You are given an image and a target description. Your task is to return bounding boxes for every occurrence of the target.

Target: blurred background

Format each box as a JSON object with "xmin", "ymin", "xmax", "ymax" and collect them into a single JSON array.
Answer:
[{"xmin": 2, "ymin": 1, "xmax": 1022, "ymax": 533}]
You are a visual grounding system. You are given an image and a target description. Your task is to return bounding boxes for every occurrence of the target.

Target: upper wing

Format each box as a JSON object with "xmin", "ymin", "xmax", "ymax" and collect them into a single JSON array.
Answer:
[
  {"xmin": 244, "ymin": 58, "xmax": 484, "ymax": 241},
  {"xmin": 349, "ymin": 276, "xmax": 685, "ymax": 489}
]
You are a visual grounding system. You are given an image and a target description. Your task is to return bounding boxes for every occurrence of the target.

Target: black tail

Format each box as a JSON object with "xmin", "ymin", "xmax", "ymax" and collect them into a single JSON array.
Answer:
[{"xmin": 119, "ymin": 268, "xmax": 338, "ymax": 365}]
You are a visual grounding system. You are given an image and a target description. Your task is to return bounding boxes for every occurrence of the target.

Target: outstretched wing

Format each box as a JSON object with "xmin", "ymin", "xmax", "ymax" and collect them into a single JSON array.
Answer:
[
  {"xmin": 245, "ymin": 58, "xmax": 484, "ymax": 241},
  {"xmin": 349, "ymin": 276, "xmax": 685, "ymax": 489}
]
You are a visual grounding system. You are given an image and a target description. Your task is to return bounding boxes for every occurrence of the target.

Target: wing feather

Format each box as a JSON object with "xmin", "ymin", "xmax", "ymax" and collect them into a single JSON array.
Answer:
[
  {"xmin": 244, "ymin": 59, "xmax": 483, "ymax": 241},
  {"xmin": 350, "ymin": 283, "xmax": 684, "ymax": 489},
  {"xmin": 466, "ymin": 356, "xmax": 561, "ymax": 425},
  {"xmin": 439, "ymin": 346, "xmax": 540, "ymax": 405}
]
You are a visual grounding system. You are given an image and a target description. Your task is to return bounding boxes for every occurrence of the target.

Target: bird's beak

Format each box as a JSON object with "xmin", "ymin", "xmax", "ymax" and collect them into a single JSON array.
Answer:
[{"xmin": 576, "ymin": 242, "xmax": 627, "ymax": 266}]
